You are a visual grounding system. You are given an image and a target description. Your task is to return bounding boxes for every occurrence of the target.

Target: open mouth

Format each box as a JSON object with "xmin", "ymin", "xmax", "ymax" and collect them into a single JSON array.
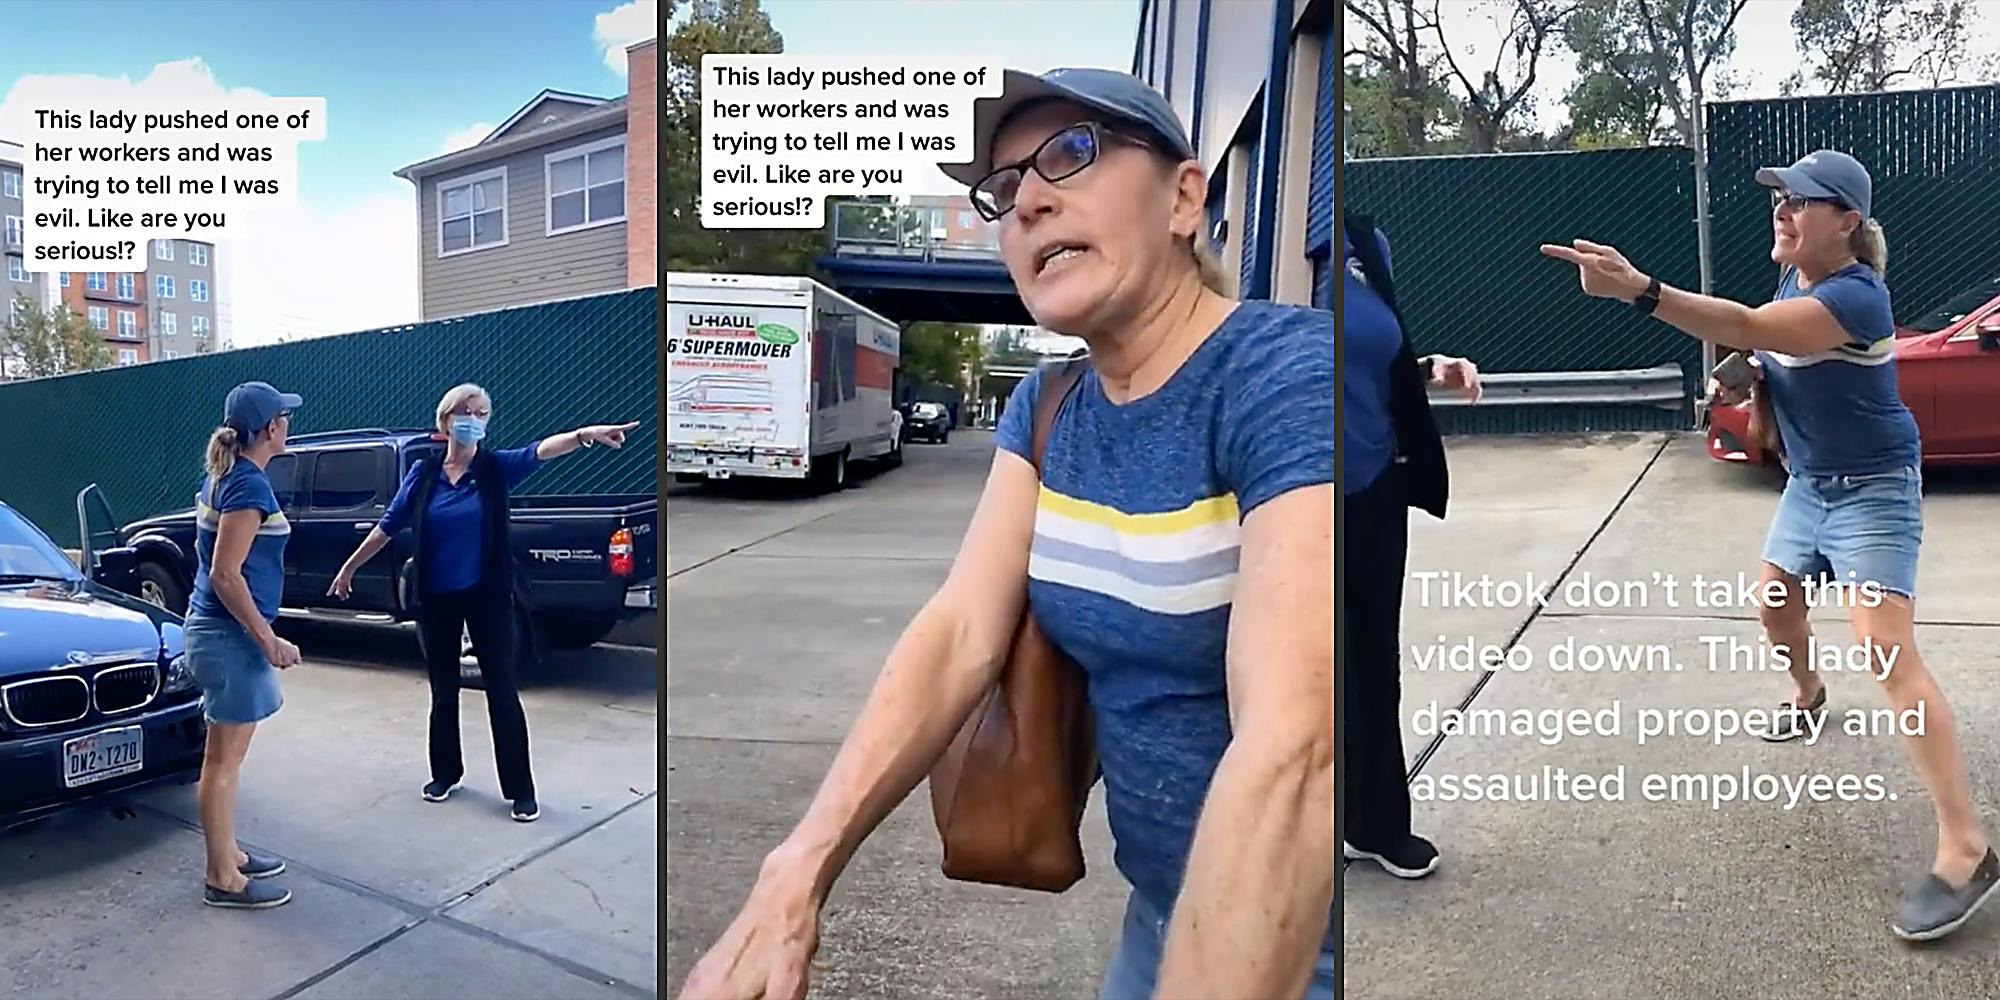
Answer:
[{"xmin": 1034, "ymin": 240, "xmax": 1091, "ymax": 277}]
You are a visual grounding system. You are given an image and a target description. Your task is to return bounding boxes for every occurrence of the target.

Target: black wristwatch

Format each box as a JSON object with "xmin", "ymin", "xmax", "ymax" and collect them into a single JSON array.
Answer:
[{"xmin": 1632, "ymin": 276, "xmax": 1662, "ymax": 316}]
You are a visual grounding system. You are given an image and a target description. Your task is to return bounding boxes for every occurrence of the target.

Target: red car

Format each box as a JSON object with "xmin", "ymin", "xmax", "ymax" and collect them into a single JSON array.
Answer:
[{"xmin": 1709, "ymin": 273, "xmax": 2000, "ymax": 466}]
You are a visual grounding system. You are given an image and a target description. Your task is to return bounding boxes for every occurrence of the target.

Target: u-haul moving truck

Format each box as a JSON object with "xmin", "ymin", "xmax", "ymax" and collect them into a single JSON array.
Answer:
[{"xmin": 666, "ymin": 272, "xmax": 903, "ymax": 486}]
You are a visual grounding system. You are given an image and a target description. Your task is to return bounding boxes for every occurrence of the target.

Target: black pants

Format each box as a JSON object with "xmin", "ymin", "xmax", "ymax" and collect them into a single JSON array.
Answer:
[
  {"xmin": 417, "ymin": 588, "xmax": 536, "ymax": 801},
  {"xmin": 1344, "ymin": 465, "xmax": 1412, "ymax": 850}
]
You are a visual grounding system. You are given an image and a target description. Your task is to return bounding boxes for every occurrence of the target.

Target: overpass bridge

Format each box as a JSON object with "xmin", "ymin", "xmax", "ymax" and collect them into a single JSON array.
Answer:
[{"xmin": 814, "ymin": 201, "xmax": 1027, "ymax": 326}]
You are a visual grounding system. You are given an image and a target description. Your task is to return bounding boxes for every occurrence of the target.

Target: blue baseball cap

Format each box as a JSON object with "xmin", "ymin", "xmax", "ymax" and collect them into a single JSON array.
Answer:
[
  {"xmin": 224, "ymin": 381, "xmax": 302, "ymax": 440},
  {"xmin": 937, "ymin": 67, "xmax": 1197, "ymax": 187},
  {"xmin": 1756, "ymin": 149, "xmax": 1872, "ymax": 219}
]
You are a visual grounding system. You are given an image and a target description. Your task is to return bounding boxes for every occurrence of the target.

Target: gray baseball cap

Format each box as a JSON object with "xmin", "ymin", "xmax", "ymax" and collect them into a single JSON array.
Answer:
[
  {"xmin": 937, "ymin": 67, "xmax": 1196, "ymax": 187},
  {"xmin": 1756, "ymin": 149, "xmax": 1872, "ymax": 219}
]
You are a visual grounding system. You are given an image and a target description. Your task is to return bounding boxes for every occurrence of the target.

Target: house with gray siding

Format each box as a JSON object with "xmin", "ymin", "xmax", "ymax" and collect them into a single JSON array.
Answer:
[{"xmin": 394, "ymin": 90, "xmax": 632, "ymax": 320}]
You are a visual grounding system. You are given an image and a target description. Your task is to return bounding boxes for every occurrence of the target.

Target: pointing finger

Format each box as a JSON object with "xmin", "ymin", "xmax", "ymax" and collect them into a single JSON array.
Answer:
[{"xmin": 1539, "ymin": 244, "xmax": 1587, "ymax": 263}]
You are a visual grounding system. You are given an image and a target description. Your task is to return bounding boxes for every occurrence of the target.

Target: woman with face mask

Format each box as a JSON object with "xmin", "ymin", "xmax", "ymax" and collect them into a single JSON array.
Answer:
[{"xmin": 328, "ymin": 383, "xmax": 637, "ymax": 823}]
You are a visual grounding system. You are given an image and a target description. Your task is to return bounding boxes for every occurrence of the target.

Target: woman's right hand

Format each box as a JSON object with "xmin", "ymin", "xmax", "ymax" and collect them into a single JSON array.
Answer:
[
  {"xmin": 261, "ymin": 634, "xmax": 302, "ymax": 670},
  {"xmin": 328, "ymin": 569, "xmax": 354, "ymax": 601},
  {"xmin": 678, "ymin": 862, "xmax": 823, "ymax": 1000}
]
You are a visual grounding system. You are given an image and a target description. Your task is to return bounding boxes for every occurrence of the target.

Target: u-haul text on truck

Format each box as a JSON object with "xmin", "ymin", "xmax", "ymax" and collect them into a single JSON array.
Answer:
[{"xmin": 666, "ymin": 272, "xmax": 903, "ymax": 487}]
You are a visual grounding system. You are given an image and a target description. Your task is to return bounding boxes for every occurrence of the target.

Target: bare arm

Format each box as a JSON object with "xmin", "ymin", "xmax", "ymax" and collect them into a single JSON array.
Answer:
[
  {"xmin": 765, "ymin": 450, "xmax": 1043, "ymax": 900},
  {"xmin": 1540, "ymin": 240, "xmax": 1853, "ymax": 355},
  {"xmin": 209, "ymin": 509, "xmax": 280, "ymax": 645},
  {"xmin": 537, "ymin": 421, "xmax": 640, "ymax": 460},
  {"xmin": 1155, "ymin": 484, "xmax": 1334, "ymax": 999},
  {"xmin": 336, "ymin": 527, "xmax": 392, "ymax": 578}
]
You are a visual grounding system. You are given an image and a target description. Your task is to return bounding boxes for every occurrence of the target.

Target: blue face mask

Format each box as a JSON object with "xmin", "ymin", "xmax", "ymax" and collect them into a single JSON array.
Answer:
[{"xmin": 449, "ymin": 415, "xmax": 488, "ymax": 445}]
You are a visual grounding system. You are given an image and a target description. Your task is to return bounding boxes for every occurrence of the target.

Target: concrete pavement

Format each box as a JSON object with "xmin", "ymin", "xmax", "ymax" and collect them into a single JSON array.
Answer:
[
  {"xmin": 663, "ymin": 435, "xmax": 1128, "ymax": 1000},
  {"xmin": 0, "ymin": 620, "xmax": 658, "ymax": 1000},
  {"xmin": 1346, "ymin": 435, "xmax": 2000, "ymax": 1000}
]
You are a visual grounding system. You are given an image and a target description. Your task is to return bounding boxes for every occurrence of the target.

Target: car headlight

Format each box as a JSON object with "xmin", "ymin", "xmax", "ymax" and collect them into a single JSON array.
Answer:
[{"xmin": 164, "ymin": 653, "xmax": 196, "ymax": 694}]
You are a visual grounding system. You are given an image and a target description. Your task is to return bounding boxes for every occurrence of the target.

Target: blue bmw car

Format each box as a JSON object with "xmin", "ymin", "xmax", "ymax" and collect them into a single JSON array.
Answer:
[{"xmin": 0, "ymin": 499, "xmax": 206, "ymax": 830}]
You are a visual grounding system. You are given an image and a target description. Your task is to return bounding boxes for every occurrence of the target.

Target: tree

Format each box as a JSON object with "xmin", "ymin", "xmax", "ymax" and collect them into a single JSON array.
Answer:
[
  {"xmin": 1565, "ymin": 0, "xmax": 1748, "ymax": 148},
  {"xmin": 1345, "ymin": 0, "xmax": 1463, "ymax": 154},
  {"xmin": 1785, "ymin": 0, "xmax": 1975, "ymax": 95},
  {"xmin": 1429, "ymin": 0, "xmax": 1576, "ymax": 153},
  {"xmin": 900, "ymin": 322, "xmax": 982, "ymax": 388},
  {"xmin": 2, "ymin": 295, "xmax": 114, "ymax": 379},
  {"xmin": 664, "ymin": 0, "xmax": 828, "ymax": 274}
]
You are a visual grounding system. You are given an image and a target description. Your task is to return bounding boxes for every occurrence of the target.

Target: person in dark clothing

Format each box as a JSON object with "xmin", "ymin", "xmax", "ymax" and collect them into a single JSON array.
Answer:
[
  {"xmin": 1342, "ymin": 214, "xmax": 1482, "ymax": 878},
  {"xmin": 329, "ymin": 383, "xmax": 637, "ymax": 823}
]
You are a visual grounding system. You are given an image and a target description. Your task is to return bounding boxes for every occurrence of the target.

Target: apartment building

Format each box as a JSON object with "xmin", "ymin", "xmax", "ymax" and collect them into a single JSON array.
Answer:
[
  {"xmin": 394, "ymin": 38, "xmax": 658, "ymax": 320},
  {"xmin": 2, "ymin": 141, "xmax": 55, "ymax": 333},
  {"xmin": 48, "ymin": 239, "xmax": 217, "ymax": 366}
]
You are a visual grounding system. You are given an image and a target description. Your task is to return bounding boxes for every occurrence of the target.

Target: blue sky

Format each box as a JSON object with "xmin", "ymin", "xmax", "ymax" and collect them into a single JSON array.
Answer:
[{"xmin": 1, "ymin": 0, "xmax": 656, "ymax": 343}]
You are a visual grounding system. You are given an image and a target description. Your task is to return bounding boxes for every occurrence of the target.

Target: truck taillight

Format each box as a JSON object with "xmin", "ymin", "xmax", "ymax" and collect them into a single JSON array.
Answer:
[{"xmin": 610, "ymin": 528, "xmax": 634, "ymax": 577}]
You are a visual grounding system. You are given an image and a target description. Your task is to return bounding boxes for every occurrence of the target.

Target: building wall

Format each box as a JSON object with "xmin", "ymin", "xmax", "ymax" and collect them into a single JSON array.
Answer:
[
  {"xmin": 2, "ymin": 154, "xmax": 40, "ymax": 320},
  {"xmin": 627, "ymin": 40, "xmax": 658, "ymax": 289},
  {"xmin": 415, "ymin": 123, "xmax": 631, "ymax": 320}
]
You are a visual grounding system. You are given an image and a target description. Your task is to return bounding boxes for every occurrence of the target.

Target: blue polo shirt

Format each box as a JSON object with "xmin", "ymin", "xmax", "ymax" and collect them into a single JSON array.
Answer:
[
  {"xmin": 380, "ymin": 444, "xmax": 543, "ymax": 594},
  {"xmin": 995, "ymin": 299, "xmax": 1335, "ymax": 947},
  {"xmin": 1342, "ymin": 224, "xmax": 1402, "ymax": 496}
]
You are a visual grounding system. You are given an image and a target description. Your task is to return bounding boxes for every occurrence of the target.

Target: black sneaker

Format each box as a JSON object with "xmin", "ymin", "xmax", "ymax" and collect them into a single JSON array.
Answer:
[
  {"xmin": 1894, "ymin": 848, "xmax": 2000, "ymax": 942},
  {"xmin": 511, "ymin": 797, "xmax": 540, "ymax": 823},
  {"xmin": 240, "ymin": 851, "xmax": 285, "ymax": 879},
  {"xmin": 422, "ymin": 779, "xmax": 462, "ymax": 802},
  {"xmin": 1760, "ymin": 687, "xmax": 1827, "ymax": 743},
  {"xmin": 203, "ymin": 879, "xmax": 292, "ymax": 909},
  {"xmin": 1344, "ymin": 835, "xmax": 1440, "ymax": 879}
]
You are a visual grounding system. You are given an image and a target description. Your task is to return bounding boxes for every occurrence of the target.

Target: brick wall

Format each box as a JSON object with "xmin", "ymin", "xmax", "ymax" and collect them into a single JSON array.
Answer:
[{"xmin": 626, "ymin": 39, "xmax": 657, "ymax": 288}]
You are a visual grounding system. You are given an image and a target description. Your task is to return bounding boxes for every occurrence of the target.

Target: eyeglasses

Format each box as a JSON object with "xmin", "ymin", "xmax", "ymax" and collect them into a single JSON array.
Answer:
[
  {"xmin": 969, "ymin": 121, "xmax": 1155, "ymax": 222},
  {"xmin": 1772, "ymin": 190, "xmax": 1846, "ymax": 215}
]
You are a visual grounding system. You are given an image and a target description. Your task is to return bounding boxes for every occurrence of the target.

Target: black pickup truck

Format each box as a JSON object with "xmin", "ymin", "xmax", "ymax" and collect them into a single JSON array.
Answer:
[{"xmin": 85, "ymin": 429, "xmax": 657, "ymax": 680}]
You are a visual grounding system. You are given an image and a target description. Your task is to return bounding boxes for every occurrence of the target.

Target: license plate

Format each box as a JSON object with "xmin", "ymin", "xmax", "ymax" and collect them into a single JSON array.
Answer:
[
  {"xmin": 63, "ymin": 726, "xmax": 143, "ymax": 789},
  {"xmin": 705, "ymin": 469, "xmax": 732, "ymax": 479}
]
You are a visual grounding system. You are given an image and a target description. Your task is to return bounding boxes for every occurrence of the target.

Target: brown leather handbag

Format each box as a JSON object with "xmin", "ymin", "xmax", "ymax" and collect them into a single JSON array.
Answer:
[{"xmin": 927, "ymin": 357, "xmax": 1098, "ymax": 893}]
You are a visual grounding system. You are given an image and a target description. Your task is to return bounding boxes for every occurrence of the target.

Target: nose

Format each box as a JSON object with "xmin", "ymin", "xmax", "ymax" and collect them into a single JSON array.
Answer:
[{"xmin": 1011, "ymin": 167, "xmax": 1060, "ymax": 223}]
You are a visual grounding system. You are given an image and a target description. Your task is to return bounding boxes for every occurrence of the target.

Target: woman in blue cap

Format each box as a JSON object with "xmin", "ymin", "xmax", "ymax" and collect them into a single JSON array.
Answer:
[
  {"xmin": 185, "ymin": 380, "xmax": 305, "ymax": 910},
  {"xmin": 1543, "ymin": 149, "xmax": 1996, "ymax": 942},
  {"xmin": 684, "ymin": 67, "xmax": 1332, "ymax": 1000}
]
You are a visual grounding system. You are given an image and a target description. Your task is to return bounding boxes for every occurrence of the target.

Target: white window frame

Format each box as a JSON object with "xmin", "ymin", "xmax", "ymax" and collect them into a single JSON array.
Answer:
[
  {"xmin": 5, "ymin": 258, "xmax": 22, "ymax": 283},
  {"xmin": 3, "ymin": 215, "xmax": 21, "ymax": 249},
  {"xmin": 163, "ymin": 349, "xmax": 179, "ymax": 360},
  {"xmin": 1, "ymin": 171, "xmax": 19, "ymax": 198},
  {"xmin": 190, "ymin": 279, "xmax": 209, "ymax": 303},
  {"xmin": 87, "ymin": 272, "xmax": 106, "ymax": 292},
  {"xmin": 189, "ymin": 244, "xmax": 208, "ymax": 266},
  {"xmin": 117, "ymin": 310, "xmax": 136, "ymax": 338},
  {"xmin": 116, "ymin": 273, "xmax": 135, "ymax": 299},
  {"xmin": 8, "ymin": 298, "xmax": 20, "ymax": 325},
  {"xmin": 158, "ymin": 310, "xmax": 176, "ymax": 337},
  {"xmin": 88, "ymin": 306, "xmax": 108, "ymax": 330},
  {"xmin": 116, "ymin": 348, "xmax": 138, "ymax": 366},
  {"xmin": 156, "ymin": 274, "xmax": 175, "ymax": 299},
  {"xmin": 436, "ymin": 166, "xmax": 509, "ymax": 258},
  {"xmin": 58, "ymin": 272, "xmax": 69, "ymax": 288},
  {"xmin": 543, "ymin": 136, "xmax": 627, "ymax": 237},
  {"xmin": 192, "ymin": 315, "xmax": 210, "ymax": 335},
  {"xmin": 154, "ymin": 239, "xmax": 174, "ymax": 261}
]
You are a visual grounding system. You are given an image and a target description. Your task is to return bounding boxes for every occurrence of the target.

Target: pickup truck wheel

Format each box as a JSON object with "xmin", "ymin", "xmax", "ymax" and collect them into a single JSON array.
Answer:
[{"xmin": 138, "ymin": 561, "xmax": 189, "ymax": 616}]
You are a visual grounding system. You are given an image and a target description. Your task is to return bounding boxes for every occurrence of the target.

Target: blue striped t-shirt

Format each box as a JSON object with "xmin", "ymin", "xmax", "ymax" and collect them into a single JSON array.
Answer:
[
  {"xmin": 995, "ymin": 299, "xmax": 1334, "ymax": 937},
  {"xmin": 189, "ymin": 457, "xmax": 291, "ymax": 624}
]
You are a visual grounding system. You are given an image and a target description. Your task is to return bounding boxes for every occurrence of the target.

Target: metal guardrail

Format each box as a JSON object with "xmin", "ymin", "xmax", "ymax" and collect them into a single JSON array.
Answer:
[
  {"xmin": 1427, "ymin": 363, "xmax": 1686, "ymax": 409},
  {"xmin": 828, "ymin": 200, "xmax": 1000, "ymax": 262}
]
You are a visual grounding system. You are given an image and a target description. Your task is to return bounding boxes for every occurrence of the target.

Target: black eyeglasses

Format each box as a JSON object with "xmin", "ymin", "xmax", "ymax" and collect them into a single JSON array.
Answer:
[
  {"xmin": 969, "ymin": 121, "xmax": 1155, "ymax": 222},
  {"xmin": 1772, "ymin": 190, "xmax": 1846, "ymax": 215}
]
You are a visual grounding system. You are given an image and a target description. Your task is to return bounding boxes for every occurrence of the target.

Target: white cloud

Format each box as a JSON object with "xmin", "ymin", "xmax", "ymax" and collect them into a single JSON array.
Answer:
[
  {"xmin": 440, "ymin": 121, "xmax": 497, "ymax": 154},
  {"xmin": 0, "ymin": 58, "xmax": 419, "ymax": 348},
  {"xmin": 595, "ymin": 0, "xmax": 659, "ymax": 77}
]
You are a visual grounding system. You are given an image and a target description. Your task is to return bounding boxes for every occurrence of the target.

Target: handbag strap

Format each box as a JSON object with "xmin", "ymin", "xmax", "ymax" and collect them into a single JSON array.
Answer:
[{"xmin": 1029, "ymin": 356, "xmax": 1089, "ymax": 479}]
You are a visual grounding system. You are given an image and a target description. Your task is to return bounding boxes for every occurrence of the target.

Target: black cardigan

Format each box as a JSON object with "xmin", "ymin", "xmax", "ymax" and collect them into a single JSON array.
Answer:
[
  {"xmin": 405, "ymin": 446, "xmax": 517, "ymax": 604},
  {"xmin": 1343, "ymin": 213, "xmax": 1449, "ymax": 519}
]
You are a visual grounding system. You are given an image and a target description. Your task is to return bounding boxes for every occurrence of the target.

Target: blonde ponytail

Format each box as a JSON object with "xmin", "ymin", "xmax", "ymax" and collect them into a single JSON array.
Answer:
[
  {"xmin": 205, "ymin": 426, "xmax": 242, "ymax": 480},
  {"xmin": 1191, "ymin": 237, "xmax": 1235, "ymax": 297},
  {"xmin": 1853, "ymin": 218, "xmax": 1889, "ymax": 275}
]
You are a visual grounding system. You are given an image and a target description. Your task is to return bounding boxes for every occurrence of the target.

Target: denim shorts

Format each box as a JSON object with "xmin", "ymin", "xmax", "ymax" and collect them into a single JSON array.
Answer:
[
  {"xmin": 1761, "ymin": 465, "xmax": 1922, "ymax": 600},
  {"xmin": 183, "ymin": 614, "xmax": 284, "ymax": 725},
  {"xmin": 1098, "ymin": 890, "xmax": 1335, "ymax": 1000}
]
